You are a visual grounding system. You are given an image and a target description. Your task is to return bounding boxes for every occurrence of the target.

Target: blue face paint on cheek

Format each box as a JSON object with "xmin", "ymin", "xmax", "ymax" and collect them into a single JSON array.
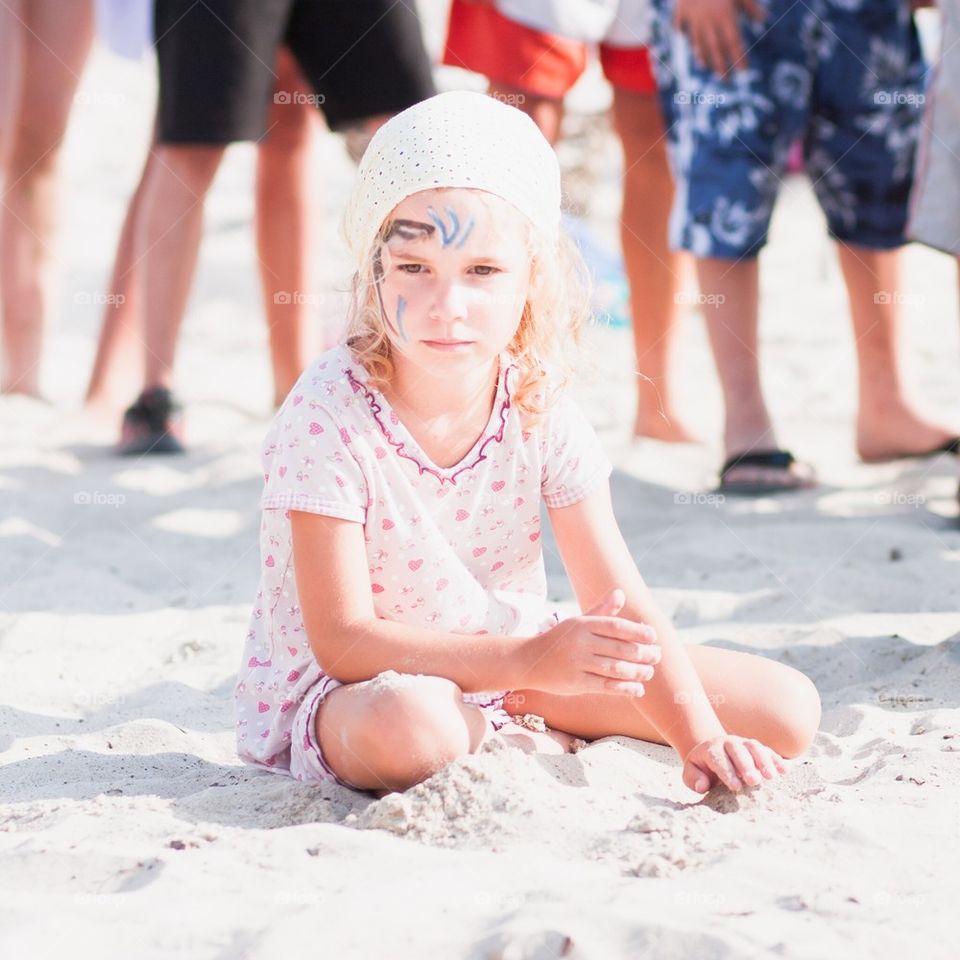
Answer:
[{"xmin": 396, "ymin": 295, "xmax": 408, "ymax": 342}]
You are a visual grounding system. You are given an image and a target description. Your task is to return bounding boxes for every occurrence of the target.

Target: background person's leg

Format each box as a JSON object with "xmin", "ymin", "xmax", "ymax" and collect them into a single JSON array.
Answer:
[
  {"xmin": 256, "ymin": 47, "xmax": 322, "ymax": 406},
  {"xmin": 611, "ymin": 87, "xmax": 692, "ymax": 442},
  {"xmin": 486, "ymin": 82, "xmax": 565, "ymax": 146},
  {"xmin": 84, "ymin": 141, "xmax": 156, "ymax": 416},
  {"xmin": 838, "ymin": 244, "xmax": 958, "ymax": 461},
  {"xmin": 138, "ymin": 145, "xmax": 225, "ymax": 391},
  {"xmin": 0, "ymin": 0, "xmax": 93, "ymax": 396}
]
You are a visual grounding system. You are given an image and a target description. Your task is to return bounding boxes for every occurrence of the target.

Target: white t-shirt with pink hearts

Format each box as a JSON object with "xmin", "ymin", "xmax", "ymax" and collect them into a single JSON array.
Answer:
[{"xmin": 234, "ymin": 344, "xmax": 612, "ymax": 774}]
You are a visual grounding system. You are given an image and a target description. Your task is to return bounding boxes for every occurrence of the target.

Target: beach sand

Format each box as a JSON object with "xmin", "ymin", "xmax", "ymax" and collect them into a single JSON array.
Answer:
[{"xmin": 2, "ymin": 17, "xmax": 959, "ymax": 960}]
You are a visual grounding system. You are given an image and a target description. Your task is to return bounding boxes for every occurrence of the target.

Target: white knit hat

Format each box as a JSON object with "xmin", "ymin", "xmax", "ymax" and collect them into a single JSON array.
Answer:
[{"xmin": 342, "ymin": 91, "xmax": 562, "ymax": 268}]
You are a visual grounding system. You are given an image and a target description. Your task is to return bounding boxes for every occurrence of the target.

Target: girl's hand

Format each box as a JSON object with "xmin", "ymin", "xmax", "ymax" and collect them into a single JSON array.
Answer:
[
  {"xmin": 673, "ymin": 0, "xmax": 766, "ymax": 78},
  {"xmin": 513, "ymin": 589, "xmax": 661, "ymax": 697},
  {"xmin": 683, "ymin": 735, "xmax": 787, "ymax": 793}
]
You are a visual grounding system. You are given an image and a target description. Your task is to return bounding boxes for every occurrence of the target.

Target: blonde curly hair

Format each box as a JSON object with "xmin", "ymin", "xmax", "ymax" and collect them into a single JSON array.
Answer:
[{"xmin": 343, "ymin": 190, "xmax": 594, "ymax": 425}]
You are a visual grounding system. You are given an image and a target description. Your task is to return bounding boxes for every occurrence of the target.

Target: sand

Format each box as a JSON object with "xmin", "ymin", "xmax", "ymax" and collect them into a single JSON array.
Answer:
[{"xmin": 2, "ymin": 10, "xmax": 959, "ymax": 959}]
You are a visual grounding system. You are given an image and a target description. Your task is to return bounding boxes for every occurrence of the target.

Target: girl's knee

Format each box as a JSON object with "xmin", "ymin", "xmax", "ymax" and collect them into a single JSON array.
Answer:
[
  {"xmin": 321, "ymin": 673, "xmax": 475, "ymax": 791},
  {"xmin": 770, "ymin": 667, "xmax": 822, "ymax": 758}
]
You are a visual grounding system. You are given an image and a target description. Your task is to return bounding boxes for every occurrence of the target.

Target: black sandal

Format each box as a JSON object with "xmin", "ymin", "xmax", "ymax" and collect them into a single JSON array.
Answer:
[{"xmin": 718, "ymin": 449, "xmax": 815, "ymax": 496}]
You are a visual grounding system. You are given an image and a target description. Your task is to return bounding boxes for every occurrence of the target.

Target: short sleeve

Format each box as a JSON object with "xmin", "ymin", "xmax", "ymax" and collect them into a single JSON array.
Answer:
[
  {"xmin": 261, "ymin": 404, "xmax": 368, "ymax": 523},
  {"xmin": 539, "ymin": 393, "xmax": 612, "ymax": 508}
]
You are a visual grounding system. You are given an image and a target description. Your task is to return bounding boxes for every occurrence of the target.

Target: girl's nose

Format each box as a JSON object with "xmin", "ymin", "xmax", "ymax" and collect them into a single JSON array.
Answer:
[{"xmin": 428, "ymin": 279, "xmax": 469, "ymax": 323}]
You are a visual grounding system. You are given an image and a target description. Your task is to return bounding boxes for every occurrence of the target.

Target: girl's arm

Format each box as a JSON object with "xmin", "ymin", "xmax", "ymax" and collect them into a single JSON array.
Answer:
[
  {"xmin": 291, "ymin": 510, "xmax": 528, "ymax": 691},
  {"xmin": 548, "ymin": 482, "xmax": 727, "ymax": 759},
  {"xmin": 291, "ymin": 510, "xmax": 658, "ymax": 696}
]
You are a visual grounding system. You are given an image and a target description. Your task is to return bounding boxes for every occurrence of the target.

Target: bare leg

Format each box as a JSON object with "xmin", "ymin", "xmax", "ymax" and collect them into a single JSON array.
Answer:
[
  {"xmin": 486, "ymin": 82, "xmax": 564, "ymax": 146},
  {"xmin": 611, "ymin": 87, "xmax": 694, "ymax": 442},
  {"xmin": 697, "ymin": 256, "xmax": 814, "ymax": 489},
  {"xmin": 838, "ymin": 244, "xmax": 958, "ymax": 461},
  {"xmin": 316, "ymin": 675, "xmax": 491, "ymax": 792},
  {"xmin": 315, "ymin": 674, "xmax": 573, "ymax": 793},
  {"xmin": 138, "ymin": 145, "xmax": 225, "ymax": 390},
  {"xmin": 84, "ymin": 142, "xmax": 156, "ymax": 416},
  {"xmin": 256, "ymin": 48, "xmax": 322, "ymax": 406},
  {"xmin": 506, "ymin": 643, "xmax": 822, "ymax": 760},
  {"xmin": 0, "ymin": 0, "xmax": 93, "ymax": 396}
]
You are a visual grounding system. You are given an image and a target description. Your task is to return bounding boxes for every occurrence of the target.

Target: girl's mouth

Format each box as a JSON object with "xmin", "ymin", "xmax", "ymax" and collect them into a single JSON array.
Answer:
[{"xmin": 422, "ymin": 339, "xmax": 475, "ymax": 351}]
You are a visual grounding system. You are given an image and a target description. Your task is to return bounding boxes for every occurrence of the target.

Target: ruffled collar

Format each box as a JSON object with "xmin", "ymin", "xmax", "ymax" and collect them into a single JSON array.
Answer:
[{"xmin": 343, "ymin": 350, "xmax": 513, "ymax": 485}]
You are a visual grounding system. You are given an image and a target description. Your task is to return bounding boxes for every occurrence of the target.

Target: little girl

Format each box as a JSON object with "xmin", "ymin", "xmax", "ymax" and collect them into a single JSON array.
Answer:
[{"xmin": 235, "ymin": 91, "xmax": 821, "ymax": 796}]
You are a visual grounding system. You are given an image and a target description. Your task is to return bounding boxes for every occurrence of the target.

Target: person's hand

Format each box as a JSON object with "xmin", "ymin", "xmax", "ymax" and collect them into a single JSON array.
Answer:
[
  {"xmin": 513, "ymin": 589, "xmax": 660, "ymax": 697},
  {"xmin": 683, "ymin": 735, "xmax": 787, "ymax": 793},
  {"xmin": 673, "ymin": 0, "xmax": 766, "ymax": 78}
]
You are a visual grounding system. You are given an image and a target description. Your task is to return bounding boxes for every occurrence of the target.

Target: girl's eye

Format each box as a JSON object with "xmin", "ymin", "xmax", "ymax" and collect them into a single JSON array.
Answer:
[
  {"xmin": 470, "ymin": 265, "xmax": 500, "ymax": 276},
  {"xmin": 397, "ymin": 263, "xmax": 424, "ymax": 274}
]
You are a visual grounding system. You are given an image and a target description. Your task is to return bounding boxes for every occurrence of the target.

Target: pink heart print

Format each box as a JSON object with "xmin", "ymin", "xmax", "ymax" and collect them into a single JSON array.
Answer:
[
  {"xmin": 436, "ymin": 578, "xmax": 449, "ymax": 591},
  {"xmin": 258, "ymin": 701, "xmax": 270, "ymax": 713},
  {"xmin": 456, "ymin": 510, "xmax": 469, "ymax": 521},
  {"xmin": 309, "ymin": 421, "xmax": 323, "ymax": 435},
  {"xmin": 375, "ymin": 447, "xmax": 387, "ymax": 459},
  {"xmin": 491, "ymin": 561, "xmax": 504, "ymax": 571},
  {"xmin": 473, "ymin": 547, "xmax": 487, "ymax": 557},
  {"xmin": 491, "ymin": 481, "xmax": 505, "ymax": 492},
  {"xmin": 265, "ymin": 555, "xmax": 275, "ymax": 567},
  {"xmin": 529, "ymin": 532, "xmax": 540, "ymax": 542},
  {"xmin": 408, "ymin": 559, "xmax": 423, "ymax": 571},
  {"xmin": 382, "ymin": 519, "xmax": 395, "ymax": 530},
  {"xmin": 278, "ymin": 466, "xmax": 287, "ymax": 478},
  {"xmin": 287, "ymin": 646, "xmax": 297, "ymax": 656},
  {"xmin": 292, "ymin": 395, "xmax": 303, "ymax": 406},
  {"xmin": 371, "ymin": 583, "xmax": 385, "ymax": 593},
  {"xmin": 286, "ymin": 670, "xmax": 300, "ymax": 682}
]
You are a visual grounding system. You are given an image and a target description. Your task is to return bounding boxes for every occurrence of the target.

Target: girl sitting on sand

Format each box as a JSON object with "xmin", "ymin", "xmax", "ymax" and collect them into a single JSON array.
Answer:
[{"xmin": 235, "ymin": 92, "xmax": 821, "ymax": 795}]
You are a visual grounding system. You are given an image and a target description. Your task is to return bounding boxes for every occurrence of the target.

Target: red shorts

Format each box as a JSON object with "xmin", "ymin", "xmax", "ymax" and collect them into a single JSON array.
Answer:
[{"xmin": 442, "ymin": 0, "xmax": 657, "ymax": 99}]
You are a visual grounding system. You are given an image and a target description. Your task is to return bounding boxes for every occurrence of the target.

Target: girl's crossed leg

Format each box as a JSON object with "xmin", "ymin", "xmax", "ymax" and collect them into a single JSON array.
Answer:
[{"xmin": 316, "ymin": 645, "xmax": 820, "ymax": 794}]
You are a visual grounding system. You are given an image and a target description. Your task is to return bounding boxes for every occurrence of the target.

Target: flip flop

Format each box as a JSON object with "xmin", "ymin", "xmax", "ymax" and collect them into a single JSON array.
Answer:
[
  {"xmin": 860, "ymin": 437, "xmax": 960, "ymax": 465},
  {"xmin": 718, "ymin": 449, "xmax": 816, "ymax": 496}
]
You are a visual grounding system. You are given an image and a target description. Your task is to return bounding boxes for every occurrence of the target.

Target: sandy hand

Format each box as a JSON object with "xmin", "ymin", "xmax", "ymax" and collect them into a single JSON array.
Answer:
[{"xmin": 683, "ymin": 735, "xmax": 788, "ymax": 793}]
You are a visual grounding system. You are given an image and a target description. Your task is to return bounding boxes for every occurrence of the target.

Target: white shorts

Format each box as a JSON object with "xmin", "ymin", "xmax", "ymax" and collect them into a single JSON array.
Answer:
[{"xmin": 496, "ymin": 0, "xmax": 652, "ymax": 48}]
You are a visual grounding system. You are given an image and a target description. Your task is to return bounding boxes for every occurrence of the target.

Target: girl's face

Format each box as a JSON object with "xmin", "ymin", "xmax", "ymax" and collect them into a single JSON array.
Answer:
[{"xmin": 374, "ymin": 188, "xmax": 533, "ymax": 375}]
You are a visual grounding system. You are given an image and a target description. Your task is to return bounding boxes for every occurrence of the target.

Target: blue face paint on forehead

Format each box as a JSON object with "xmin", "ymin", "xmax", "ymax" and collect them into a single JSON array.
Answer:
[{"xmin": 427, "ymin": 206, "xmax": 476, "ymax": 250}]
